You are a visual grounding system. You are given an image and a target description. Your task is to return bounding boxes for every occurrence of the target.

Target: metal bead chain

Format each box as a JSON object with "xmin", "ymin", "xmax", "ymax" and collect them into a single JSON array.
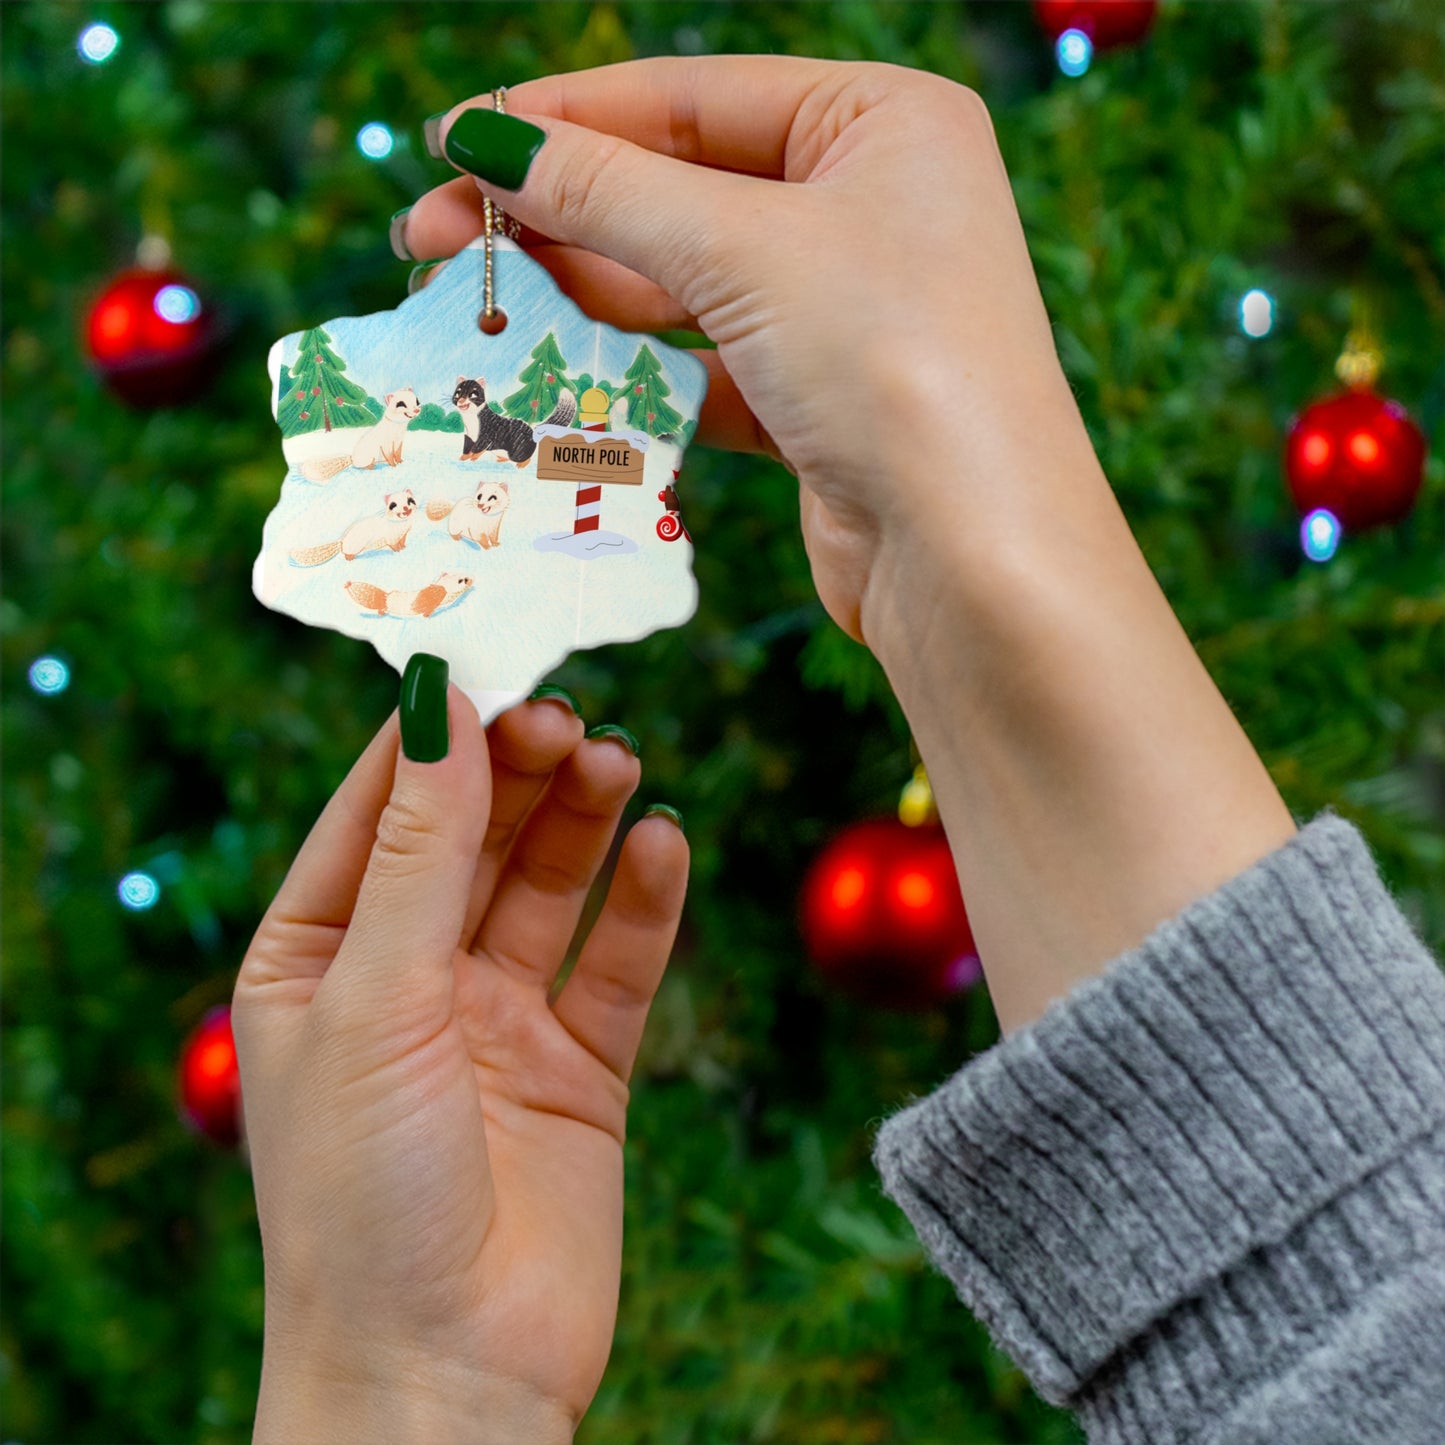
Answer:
[{"xmin": 481, "ymin": 86, "xmax": 521, "ymax": 323}]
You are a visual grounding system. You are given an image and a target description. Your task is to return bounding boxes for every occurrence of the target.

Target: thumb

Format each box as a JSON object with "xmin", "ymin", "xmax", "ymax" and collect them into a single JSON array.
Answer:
[
  {"xmin": 438, "ymin": 104, "xmax": 766, "ymax": 321},
  {"xmin": 326, "ymin": 656, "xmax": 489, "ymax": 1029}
]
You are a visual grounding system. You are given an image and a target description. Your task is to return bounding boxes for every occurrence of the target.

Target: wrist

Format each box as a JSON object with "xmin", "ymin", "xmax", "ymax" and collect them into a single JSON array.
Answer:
[
  {"xmin": 254, "ymin": 1340, "xmax": 575, "ymax": 1445},
  {"xmin": 856, "ymin": 426, "xmax": 1293, "ymax": 1033}
]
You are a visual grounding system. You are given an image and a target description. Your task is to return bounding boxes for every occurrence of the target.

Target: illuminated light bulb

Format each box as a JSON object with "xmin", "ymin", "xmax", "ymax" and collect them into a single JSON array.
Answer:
[
  {"xmin": 1348, "ymin": 430, "xmax": 1380, "ymax": 466},
  {"xmin": 78, "ymin": 22, "xmax": 119, "ymax": 64},
  {"xmin": 356, "ymin": 122, "xmax": 395, "ymax": 160},
  {"xmin": 1300, "ymin": 432, "xmax": 1331, "ymax": 470},
  {"xmin": 830, "ymin": 866, "xmax": 867, "ymax": 911},
  {"xmin": 1056, "ymin": 28, "xmax": 1093, "ymax": 76},
  {"xmin": 28, "ymin": 657, "xmax": 71, "ymax": 695},
  {"xmin": 895, "ymin": 871, "xmax": 936, "ymax": 911},
  {"xmin": 118, "ymin": 871, "xmax": 161, "ymax": 910},
  {"xmin": 1240, "ymin": 289, "xmax": 1274, "ymax": 338},
  {"xmin": 153, "ymin": 284, "xmax": 201, "ymax": 324},
  {"xmin": 1300, "ymin": 508, "xmax": 1341, "ymax": 563}
]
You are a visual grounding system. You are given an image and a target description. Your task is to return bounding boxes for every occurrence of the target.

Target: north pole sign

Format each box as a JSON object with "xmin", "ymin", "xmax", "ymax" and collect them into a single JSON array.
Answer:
[{"xmin": 536, "ymin": 432, "xmax": 645, "ymax": 485}]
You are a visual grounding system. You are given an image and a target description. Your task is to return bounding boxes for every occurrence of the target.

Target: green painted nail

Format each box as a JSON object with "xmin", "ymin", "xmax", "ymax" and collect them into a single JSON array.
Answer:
[
  {"xmin": 400, "ymin": 653, "xmax": 449, "ymax": 762},
  {"xmin": 644, "ymin": 804, "xmax": 684, "ymax": 834},
  {"xmin": 423, "ymin": 112, "xmax": 446, "ymax": 160},
  {"xmin": 585, "ymin": 723, "xmax": 639, "ymax": 756},
  {"xmin": 389, "ymin": 207, "xmax": 413, "ymax": 262},
  {"xmin": 443, "ymin": 107, "xmax": 546, "ymax": 191},
  {"xmin": 407, "ymin": 258, "xmax": 447, "ymax": 296},
  {"xmin": 528, "ymin": 684, "xmax": 581, "ymax": 715}
]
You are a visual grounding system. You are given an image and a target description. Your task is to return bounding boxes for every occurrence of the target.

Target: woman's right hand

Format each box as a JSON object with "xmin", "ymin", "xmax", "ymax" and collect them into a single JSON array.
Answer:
[{"xmin": 401, "ymin": 57, "xmax": 1095, "ymax": 643}]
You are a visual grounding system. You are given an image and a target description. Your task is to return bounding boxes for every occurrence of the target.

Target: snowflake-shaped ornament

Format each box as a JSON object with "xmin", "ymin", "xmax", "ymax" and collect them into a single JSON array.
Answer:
[{"xmin": 253, "ymin": 236, "xmax": 707, "ymax": 721}]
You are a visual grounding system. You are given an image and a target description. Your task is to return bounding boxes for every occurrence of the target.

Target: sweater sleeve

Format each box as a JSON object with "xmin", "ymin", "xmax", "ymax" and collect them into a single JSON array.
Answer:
[{"xmin": 871, "ymin": 813, "xmax": 1445, "ymax": 1444}]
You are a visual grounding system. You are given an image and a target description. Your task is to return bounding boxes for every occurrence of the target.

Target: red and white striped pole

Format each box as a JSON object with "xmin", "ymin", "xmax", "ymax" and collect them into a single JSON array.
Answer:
[{"xmin": 572, "ymin": 416, "xmax": 607, "ymax": 534}]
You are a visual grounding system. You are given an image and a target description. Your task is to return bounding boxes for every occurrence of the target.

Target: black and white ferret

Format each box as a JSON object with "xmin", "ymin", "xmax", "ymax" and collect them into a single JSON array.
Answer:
[{"xmin": 451, "ymin": 377, "xmax": 577, "ymax": 466}]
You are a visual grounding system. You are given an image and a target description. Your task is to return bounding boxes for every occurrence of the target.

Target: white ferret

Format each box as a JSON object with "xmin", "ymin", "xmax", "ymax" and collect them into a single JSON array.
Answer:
[
  {"xmin": 301, "ymin": 388, "xmax": 422, "ymax": 482},
  {"xmin": 426, "ymin": 480, "xmax": 511, "ymax": 549},
  {"xmin": 343, "ymin": 569, "xmax": 474, "ymax": 618},
  {"xmin": 288, "ymin": 490, "xmax": 418, "ymax": 566}
]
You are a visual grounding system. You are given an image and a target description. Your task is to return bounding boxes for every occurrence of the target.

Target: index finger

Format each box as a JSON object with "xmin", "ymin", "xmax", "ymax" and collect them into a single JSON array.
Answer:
[{"xmin": 499, "ymin": 54, "xmax": 848, "ymax": 180}]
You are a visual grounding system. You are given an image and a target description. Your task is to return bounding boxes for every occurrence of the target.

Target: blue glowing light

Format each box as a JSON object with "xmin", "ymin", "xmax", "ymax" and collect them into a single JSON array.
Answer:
[
  {"xmin": 153, "ymin": 284, "xmax": 201, "ymax": 324},
  {"xmin": 118, "ymin": 871, "xmax": 161, "ymax": 910},
  {"xmin": 1057, "ymin": 28, "xmax": 1093, "ymax": 77},
  {"xmin": 356, "ymin": 122, "xmax": 395, "ymax": 160},
  {"xmin": 1240, "ymin": 288, "xmax": 1274, "ymax": 338},
  {"xmin": 78, "ymin": 22, "xmax": 120, "ymax": 64},
  {"xmin": 28, "ymin": 657, "xmax": 71, "ymax": 695},
  {"xmin": 1301, "ymin": 508, "xmax": 1341, "ymax": 563}
]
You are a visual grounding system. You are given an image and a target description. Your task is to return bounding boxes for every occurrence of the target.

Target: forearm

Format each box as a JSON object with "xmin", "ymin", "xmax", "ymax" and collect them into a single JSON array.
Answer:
[{"xmin": 860, "ymin": 396, "xmax": 1295, "ymax": 1032}]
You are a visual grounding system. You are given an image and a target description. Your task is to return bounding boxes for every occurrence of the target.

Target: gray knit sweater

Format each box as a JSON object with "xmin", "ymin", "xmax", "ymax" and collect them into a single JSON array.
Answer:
[{"xmin": 872, "ymin": 813, "xmax": 1445, "ymax": 1443}]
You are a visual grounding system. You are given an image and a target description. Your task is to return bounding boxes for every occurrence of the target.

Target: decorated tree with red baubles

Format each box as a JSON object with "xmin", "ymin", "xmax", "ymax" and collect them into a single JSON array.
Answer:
[
  {"xmin": 1284, "ymin": 332, "xmax": 1427, "ymax": 553},
  {"xmin": 276, "ymin": 325, "xmax": 373, "ymax": 437},
  {"xmin": 502, "ymin": 330, "xmax": 571, "ymax": 420},
  {"xmin": 800, "ymin": 767, "xmax": 981, "ymax": 1010},
  {"xmin": 85, "ymin": 264, "xmax": 219, "ymax": 407},
  {"xmin": 621, "ymin": 342, "xmax": 684, "ymax": 436},
  {"xmin": 177, "ymin": 1005, "xmax": 243, "ymax": 1148}
]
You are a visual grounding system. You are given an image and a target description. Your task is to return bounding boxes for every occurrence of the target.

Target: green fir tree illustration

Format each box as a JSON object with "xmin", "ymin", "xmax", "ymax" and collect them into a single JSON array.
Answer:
[
  {"xmin": 502, "ymin": 331, "xmax": 570, "ymax": 422},
  {"xmin": 621, "ymin": 343, "xmax": 683, "ymax": 436},
  {"xmin": 277, "ymin": 326, "xmax": 374, "ymax": 437}
]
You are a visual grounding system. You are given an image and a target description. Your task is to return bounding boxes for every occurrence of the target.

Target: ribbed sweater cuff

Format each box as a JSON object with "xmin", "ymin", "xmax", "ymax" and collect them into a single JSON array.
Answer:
[{"xmin": 871, "ymin": 813, "xmax": 1445, "ymax": 1413}]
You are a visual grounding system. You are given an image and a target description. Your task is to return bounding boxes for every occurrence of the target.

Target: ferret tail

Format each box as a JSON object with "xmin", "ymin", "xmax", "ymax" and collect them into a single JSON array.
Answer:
[
  {"xmin": 300, "ymin": 456, "xmax": 351, "ymax": 482},
  {"xmin": 544, "ymin": 389, "xmax": 578, "ymax": 430},
  {"xmin": 425, "ymin": 498, "xmax": 454, "ymax": 521},
  {"xmin": 343, "ymin": 580, "xmax": 390, "ymax": 614},
  {"xmin": 289, "ymin": 539, "xmax": 342, "ymax": 566}
]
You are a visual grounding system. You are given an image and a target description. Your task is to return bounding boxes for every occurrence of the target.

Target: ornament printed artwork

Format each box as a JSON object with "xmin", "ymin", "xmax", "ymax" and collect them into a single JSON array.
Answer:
[{"xmin": 254, "ymin": 237, "xmax": 708, "ymax": 720}]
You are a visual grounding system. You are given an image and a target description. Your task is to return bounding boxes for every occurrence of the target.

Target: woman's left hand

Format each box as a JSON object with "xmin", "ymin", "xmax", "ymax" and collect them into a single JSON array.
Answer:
[{"xmin": 233, "ymin": 682, "xmax": 687, "ymax": 1443}]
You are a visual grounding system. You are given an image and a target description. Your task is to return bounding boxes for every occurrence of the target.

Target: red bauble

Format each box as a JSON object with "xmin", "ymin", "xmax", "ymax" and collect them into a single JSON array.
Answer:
[
  {"xmin": 178, "ymin": 1005, "xmax": 242, "ymax": 1147},
  {"xmin": 800, "ymin": 818, "xmax": 980, "ymax": 1010},
  {"xmin": 1284, "ymin": 389, "xmax": 1426, "ymax": 532},
  {"xmin": 85, "ymin": 267, "xmax": 218, "ymax": 406},
  {"xmin": 1034, "ymin": 0, "xmax": 1157, "ymax": 49}
]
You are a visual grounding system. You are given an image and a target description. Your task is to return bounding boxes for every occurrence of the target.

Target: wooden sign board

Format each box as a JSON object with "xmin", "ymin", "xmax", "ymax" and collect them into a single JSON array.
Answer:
[{"xmin": 536, "ymin": 433, "xmax": 645, "ymax": 486}]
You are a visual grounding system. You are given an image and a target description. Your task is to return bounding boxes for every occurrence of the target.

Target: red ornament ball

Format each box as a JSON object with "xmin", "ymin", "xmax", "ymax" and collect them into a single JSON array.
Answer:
[
  {"xmin": 178, "ymin": 1005, "xmax": 242, "ymax": 1147},
  {"xmin": 545, "ymin": 373, "xmax": 555, "ymax": 383},
  {"xmin": 800, "ymin": 818, "xmax": 980, "ymax": 1010},
  {"xmin": 635, "ymin": 385, "xmax": 644, "ymax": 394},
  {"xmin": 1033, "ymin": 0, "xmax": 1157, "ymax": 49},
  {"xmin": 1284, "ymin": 388, "xmax": 1426, "ymax": 532},
  {"xmin": 85, "ymin": 267, "xmax": 218, "ymax": 406}
]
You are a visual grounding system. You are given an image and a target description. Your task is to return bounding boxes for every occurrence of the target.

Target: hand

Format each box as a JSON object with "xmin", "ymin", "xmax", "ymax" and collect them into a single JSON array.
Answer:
[
  {"xmin": 403, "ymin": 59, "xmax": 1294, "ymax": 1033},
  {"xmin": 403, "ymin": 56, "xmax": 1082, "ymax": 642},
  {"xmin": 233, "ymin": 685, "xmax": 687, "ymax": 1442}
]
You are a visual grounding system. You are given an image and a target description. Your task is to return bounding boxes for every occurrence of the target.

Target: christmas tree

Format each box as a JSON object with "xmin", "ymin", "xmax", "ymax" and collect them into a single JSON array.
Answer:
[
  {"xmin": 621, "ymin": 341, "xmax": 683, "ymax": 435},
  {"xmin": 2, "ymin": 5, "xmax": 1439, "ymax": 1445},
  {"xmin": 502, "ymin": 330, "xmax": 570, "ymax": 422},
  {"xmin": 276, "ymin": 325, "xmax": 373, "ymax": 436}
]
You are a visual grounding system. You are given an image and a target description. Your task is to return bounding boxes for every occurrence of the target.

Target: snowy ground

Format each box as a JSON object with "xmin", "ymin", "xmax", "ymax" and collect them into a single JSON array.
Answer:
[{"xmin": 254, "ymin": 428, "xmax": 696, "ymax": 719}]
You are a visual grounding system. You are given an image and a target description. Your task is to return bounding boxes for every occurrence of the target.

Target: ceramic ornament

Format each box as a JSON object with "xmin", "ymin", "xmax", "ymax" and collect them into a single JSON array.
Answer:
[{"xmin": 254, "ymin": 236, "xmax": 707, "ymax": 721}]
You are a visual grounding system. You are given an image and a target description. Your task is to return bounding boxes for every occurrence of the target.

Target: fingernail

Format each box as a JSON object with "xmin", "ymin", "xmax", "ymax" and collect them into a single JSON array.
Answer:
[
  {"xmin": 443, "ymin": 107, "xmax": 546, "ymax": 191},
  {"xmin": 407, "ymin": 259, "xmax": 447, "ymax": 296},
  {"xmin": 528, "ymin": 684, "xmax": 581, "ymax": 716},
  {"xmin": 585, "ymin": 723, "xmax": 639, "ymax": 756},
  {"xmin": 400, "ymin": 653, "xmax": 449, "ymax": 762},
  {"xmin": 423, "ymin": 112, "xmax": 446, "ymax": 160},
  {"xmin": 644, "ymin": 804, "xmax": 684, "ymax": 834},
  {"xmin": 389, "ymin": 206, "xmax": 413, "ymax": 261}
]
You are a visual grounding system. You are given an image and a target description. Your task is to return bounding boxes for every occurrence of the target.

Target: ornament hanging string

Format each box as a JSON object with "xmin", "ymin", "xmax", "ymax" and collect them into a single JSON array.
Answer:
[{"xmin": 480, "ymin": 87, "xmax": 522, "ymax": 330}]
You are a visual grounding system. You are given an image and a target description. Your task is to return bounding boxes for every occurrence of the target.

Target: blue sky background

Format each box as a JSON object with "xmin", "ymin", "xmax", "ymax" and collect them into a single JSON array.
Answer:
[{"xmin": 271, "ymin": 238, "xmax": 706, "ymax": 418}]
